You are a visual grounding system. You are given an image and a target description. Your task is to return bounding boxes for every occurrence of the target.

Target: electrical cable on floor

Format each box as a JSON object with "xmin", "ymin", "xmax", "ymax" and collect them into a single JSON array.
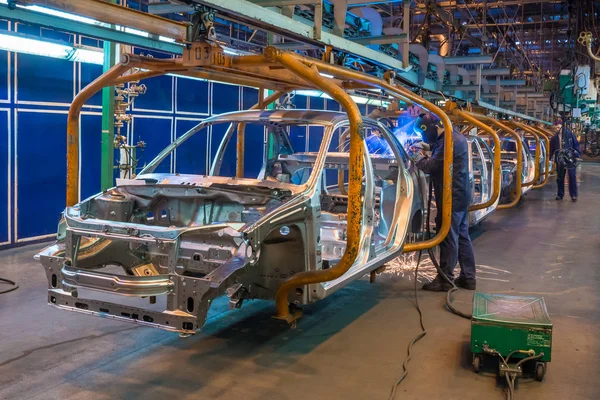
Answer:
[
  {"xmin": 387, "ymin": 172, "xmax": 470, "ymax": 398},
  {"xmin": 388, "ymin": 250, "xmax": 426, "ymax": 400},
  {"xmin": 0, "ymin": 277, "xmax": 19, "ymax": 294},
  {"xmin": 424, "ymin": 178, "xmax": 472, "ymax": 320},
  {"xmin": 427, "ymin": 248, "xmax": 472, "ymax": 320}
]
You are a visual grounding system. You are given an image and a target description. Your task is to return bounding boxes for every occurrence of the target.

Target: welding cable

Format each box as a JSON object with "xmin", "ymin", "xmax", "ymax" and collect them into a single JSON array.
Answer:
[
  {"xmin": 488, "ymin": 348, "xmax": 544, "ymax": 400},
  {"xmin": 387, "ymin": 249, "xmax": 427, "ymax": 400},
  {"xmin": 423, "ymin": 179, "xmax": 472, "ymax": 320},
  {"xmin": 0, "ymin": 277, "xmax": 19, "ymax": 294}
]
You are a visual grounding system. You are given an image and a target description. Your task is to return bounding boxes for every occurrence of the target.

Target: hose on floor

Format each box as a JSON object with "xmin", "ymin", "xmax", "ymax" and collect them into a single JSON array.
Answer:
[
  {"xmin": 388, "ymin": 175, "xmax": 471, "ymax": 399},
  {"xmin": 0, "ymin": 277, "xmax": 19, "ymax": 294},
  {"xmin": 387, "ymin": 249, "xmax": 426, "ymax": 400},
  {"xmin": 424, "ymin": 178, "xmax": 471, "ymax": 320},
  {"xmin": 485, "ymin": 348, "xmax": 544, "ymax": 400}
]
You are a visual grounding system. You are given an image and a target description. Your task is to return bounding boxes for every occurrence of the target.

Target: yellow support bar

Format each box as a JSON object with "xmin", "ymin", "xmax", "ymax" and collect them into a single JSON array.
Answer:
[
  {"xmin": 507, "ymin": 121, "xmax": 540, "ymax": 188},
  {"xmin": 513, "ymin": 121, "xmax": 551, "ymax": 189},
  {"xmin": 267, "ymin": 49, "xmax": 365, "ymax": 323},
  {"xmin": 530, "ymin": 124, "xmax": 556, "ymax": 175},
  {"xmin": 453, "ymin": 110, "xmax": 501, "ymax": 211},
  {"xmin": 468, "ymin": 114, "xmax": 523, "ymax": 210}
]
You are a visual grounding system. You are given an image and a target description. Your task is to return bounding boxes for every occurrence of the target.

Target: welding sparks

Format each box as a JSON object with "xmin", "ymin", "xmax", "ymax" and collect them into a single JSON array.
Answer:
[
  {"xmin": 383, "ymin": 252, "xmax": 438, "ymax": 283},
  {"xmin": 382, "ymin": 256, "xmax": 511, "ymax": 284}
]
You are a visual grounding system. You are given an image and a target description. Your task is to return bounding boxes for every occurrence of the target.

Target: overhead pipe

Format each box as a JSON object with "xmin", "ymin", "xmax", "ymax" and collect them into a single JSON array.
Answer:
[
  {"xmin": 409, "ymin": 43, "xmax": 429, "ymax": 85},
  {"xmin": 457, "ymin": 67, "xmax": 471, "ymax": 85},
  {"xmin": 66, "ymin": 54, "xmax": 143, "ymax": 206},
  {"xmin": 428, "ymin": 54, "xmax": 446, "ymax": 91},
  {"xmin": 348, "ymin": 6, "xmax": 382, "ymax": 50}
]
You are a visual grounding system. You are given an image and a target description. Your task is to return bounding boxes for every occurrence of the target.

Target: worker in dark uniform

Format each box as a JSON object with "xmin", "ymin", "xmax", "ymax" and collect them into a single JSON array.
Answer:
[
  {"xmin": 410, "ymin": 113, "xmax": 476, "ymax": 291},
  {"xmin": 549, "ymin": 118, "xmax": 581, "ymax": 201}
]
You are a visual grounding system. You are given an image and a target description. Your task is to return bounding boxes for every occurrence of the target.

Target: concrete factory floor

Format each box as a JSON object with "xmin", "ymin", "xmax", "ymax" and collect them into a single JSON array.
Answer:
[{"xmin": 1, "ymin": 164, "xmax": 599, "ymax": 400}]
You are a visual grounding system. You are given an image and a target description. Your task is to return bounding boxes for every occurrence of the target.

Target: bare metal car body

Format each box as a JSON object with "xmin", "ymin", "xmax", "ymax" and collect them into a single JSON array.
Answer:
[
  {"xmin": 496, "ymin": 136, "xmax": 538, "ymax": 203},
  {"xmin": 466, "ymin": 135, "xmax": 498, "ymax": 226},
  {"xmin": 37, "ymin": 110, "xmax": 424, "ymax": 334}
]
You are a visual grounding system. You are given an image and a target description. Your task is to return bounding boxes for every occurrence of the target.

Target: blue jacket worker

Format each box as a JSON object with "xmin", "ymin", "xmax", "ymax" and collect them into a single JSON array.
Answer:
[
  {"xmin": 409, "ymin": 113, "xmax": 476, "ymax": 291},
  {"xmin": 549, "ymin": 118, "xmax": 581, "ymax": 202}
]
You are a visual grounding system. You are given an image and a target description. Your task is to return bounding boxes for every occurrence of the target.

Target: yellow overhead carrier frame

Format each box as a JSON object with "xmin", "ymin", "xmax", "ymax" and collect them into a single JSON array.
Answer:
[
  {"xmin": 464, "ymin": 113, "xmax": 525, "ymax": 209},
  {"xmin": 445, "ymin": 102, "xmax": 501, "ymax": 212},
  {"xmin": 64, "ymin": 42, "xmax": 454, "ymax": 322},
  {"xmin": 509, "ymin": 120, "xmax": 551, "ymax": 189}
]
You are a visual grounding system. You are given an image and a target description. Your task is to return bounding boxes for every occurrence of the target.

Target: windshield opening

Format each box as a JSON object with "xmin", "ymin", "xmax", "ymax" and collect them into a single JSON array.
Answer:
[{"xmin": 138, "ymin": 119, "xmax": 332, "ymax": 187}]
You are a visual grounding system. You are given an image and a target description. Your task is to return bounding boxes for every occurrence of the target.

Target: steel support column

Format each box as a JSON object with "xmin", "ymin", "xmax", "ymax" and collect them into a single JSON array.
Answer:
[{"xmin": 100, "ymin": 2, "xmax": 117, "ymax": 191}]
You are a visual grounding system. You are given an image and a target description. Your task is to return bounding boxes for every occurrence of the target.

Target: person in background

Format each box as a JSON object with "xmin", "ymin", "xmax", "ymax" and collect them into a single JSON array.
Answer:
[
  {"xmin": 409, "ymin": 113, "xmax": 477, "ymax": 291},
  {"xmin": 549, "ymin": 118, "xmax": 581, "ymax": 202}
]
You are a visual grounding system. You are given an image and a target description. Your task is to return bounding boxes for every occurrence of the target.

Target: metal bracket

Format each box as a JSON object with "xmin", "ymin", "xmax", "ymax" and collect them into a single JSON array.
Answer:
[
  {"xmin": 190, "ymin": 5, "xmax": 216, "ymax": 42},
  {"xmin": 182, "ymin": 41, "xmax": 229, "ymax": 68}
]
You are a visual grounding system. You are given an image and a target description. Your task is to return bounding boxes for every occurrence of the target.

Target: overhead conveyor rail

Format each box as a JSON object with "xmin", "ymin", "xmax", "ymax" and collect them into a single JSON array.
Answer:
[
  {"xmin": 64, "ymin": 41, "xmax": 454, "ymax": 323},
  {"xmin": 5, "ymin": 0, "xmax": 553, "ymax": 123}
]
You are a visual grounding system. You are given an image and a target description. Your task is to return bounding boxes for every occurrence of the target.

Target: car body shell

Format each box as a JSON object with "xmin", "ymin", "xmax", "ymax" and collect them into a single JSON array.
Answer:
[{"xmin": 37, "ymin": 110, "xmax": 425, "ymax": 334}]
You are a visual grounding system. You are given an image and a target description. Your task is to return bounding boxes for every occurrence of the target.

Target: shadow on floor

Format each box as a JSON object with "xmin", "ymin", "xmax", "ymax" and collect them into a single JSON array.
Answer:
[{"xmin": 63, "ymin": 280, "xmax": 389, "ymax": 398}]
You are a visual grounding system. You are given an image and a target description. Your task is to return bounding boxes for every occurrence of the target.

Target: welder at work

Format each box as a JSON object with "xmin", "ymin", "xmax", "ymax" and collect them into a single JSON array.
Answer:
[{"xmin": 408, "ymin": 112, "xmax": 476, "ymax": 291}]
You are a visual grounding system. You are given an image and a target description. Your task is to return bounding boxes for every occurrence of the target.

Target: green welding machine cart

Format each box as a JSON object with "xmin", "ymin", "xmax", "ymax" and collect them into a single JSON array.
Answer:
[{"xmin": 471, "ymin": 292, "xmax": 552, "ymax": 381}]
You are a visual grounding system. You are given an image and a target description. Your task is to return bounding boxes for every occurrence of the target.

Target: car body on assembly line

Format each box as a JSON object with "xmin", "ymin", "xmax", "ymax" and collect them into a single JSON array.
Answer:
[
  {"xmin": 36, "ymin": 110, "xmax": 425, "ymax": 334},
  {"xmin": 496, "ymin": 136, "xmax": 537, "ymax": 204}
]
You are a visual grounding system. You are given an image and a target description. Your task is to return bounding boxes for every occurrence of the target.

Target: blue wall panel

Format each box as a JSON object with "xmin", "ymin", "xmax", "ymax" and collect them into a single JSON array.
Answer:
[
  {"xmin": 358, "ymin": 103, "xmax": 367, "ymax": 116},
  {"xmin": 211, "ymin": 122, "xmax": 237, "ymax": 177},
  {"xmin": 212, "ymin": 83, "xmax": 240, "ymax": 115},
  {"xmin": 0, "ymin": 48, "xmax": 8, "ymax": 103},
  {"xmin": 308, "ymin": 125, "xmax": 325, "ymax": 152},
  {"xmin": 16, "ymin": 52, "xmax": 74, "ymax": 104},
  {"xmin": 0, "ymin": 110, "xmax": 8, "ymax": 243},
  {"xmin": 80, "ymin": 114, "xmax": 102, "ymax": 200},
  {"xmin": 80, "ymin": 63, "xmax": 104, "ymax": 107},
  {"xmin": 134, "ymin": 75, "xmax": 173, "ymax": 112},
  {"xmin": 175, "ymin": 118, "xmax": 207, "ymax": 175},
  {"xmin": 243, "ymin": 124, "xmax": 265, "ymax": 178},
  {"xmin": 132, "ymin": 116, "xmax": 173, "ymax": 174},
  {"xmin": 292, "ymin": 94, "xmax": 308, "ymax": 109},
  {"xmin": 17, "ymin": 111, "xmax": 67, "ymax": 239},
  {"xmin": 289, "ymin": 126, "xmax": 307, "ymax": 152},
  {"xmin": 326, "ymin": 99, "xmax": 340, "ymax": 111},
  {"xmin": 15, "ymin": 26, "xmax": 74, "ymax": 104},
  {"xmin": 242, "ymin": 87, "xmax": 259, "ymax": 110},
  {"xmin": 176, "ymin": 77, "xmax": 209, "ymax": 115},
  {"xmin": 309, "ymin": 97, "xmax": 325, "ymax": 110}
]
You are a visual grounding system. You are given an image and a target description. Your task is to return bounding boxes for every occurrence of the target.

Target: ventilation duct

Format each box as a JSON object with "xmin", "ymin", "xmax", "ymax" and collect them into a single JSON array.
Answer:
[
  {"xmin": 458, "ymin": 67, "xmax": 471, "ymax": 85},
  {"xmin": 408, "ymin": 43, "xmax": 429, "ymax": 85},
  {"xmin": 481, "ymin": 77, "xmax": 490, "ymax": 93},
  {"xmin": 349, "ymin": 7, "xmax": 382, "ymax": 50},
  {"xmin": 428, "ymin": 54, "xmax": 445, "ymax": 91}
]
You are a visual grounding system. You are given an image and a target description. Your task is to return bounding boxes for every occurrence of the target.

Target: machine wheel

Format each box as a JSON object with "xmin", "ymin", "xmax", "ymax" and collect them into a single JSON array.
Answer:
[
  {"xmin": 535, "ymin": 362, "xmax": 545, "ymax": 381},
  {"xmin": 473, "ymin": 354, "xmax": 482, "ymax": 373}
]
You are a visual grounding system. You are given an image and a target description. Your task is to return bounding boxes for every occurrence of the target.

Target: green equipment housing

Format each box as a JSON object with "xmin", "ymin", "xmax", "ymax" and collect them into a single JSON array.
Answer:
[{"xmin": 471, "ymin": 292, "xmax": 552, "ymax": 379}]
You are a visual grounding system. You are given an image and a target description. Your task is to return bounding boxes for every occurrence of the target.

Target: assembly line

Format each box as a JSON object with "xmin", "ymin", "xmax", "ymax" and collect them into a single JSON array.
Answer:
[{"xmin": 0, "ymin": 1, "xmax": 599, "ymax": 400}]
